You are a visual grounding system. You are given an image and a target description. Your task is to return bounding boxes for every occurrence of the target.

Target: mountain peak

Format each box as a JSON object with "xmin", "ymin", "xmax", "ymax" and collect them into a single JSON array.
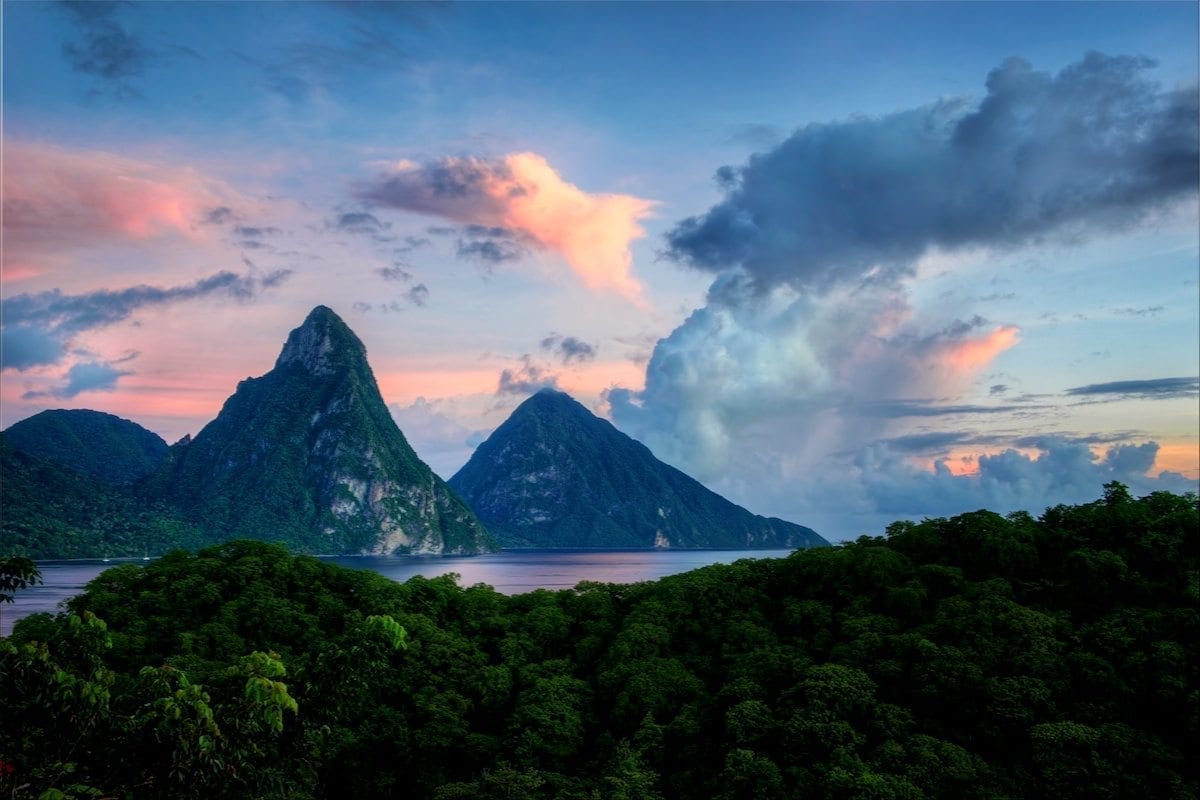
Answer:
[
  {"xmin": 275, "ymin": 305, "xmax": 365, "ymax": 375},
  {"xmin": 154, "ymin": 305, "xmax": 495, "ymax": 555},
  {"xmin": 451, "ymin": 389, "xmax": 827, "ymax": 550}
]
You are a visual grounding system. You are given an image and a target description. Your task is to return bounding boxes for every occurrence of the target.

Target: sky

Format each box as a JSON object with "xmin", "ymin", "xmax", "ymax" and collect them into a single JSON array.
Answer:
[{"xmin": 2, "ymin": 1, "xmax": 1197, "ymax": 541}]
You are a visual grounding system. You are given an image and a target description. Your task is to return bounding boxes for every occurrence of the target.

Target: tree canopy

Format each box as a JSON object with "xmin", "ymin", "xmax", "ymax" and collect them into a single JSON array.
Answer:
[{"xmin": 2, "ymin": 484, "xmax": 1196, "ymax": 799}]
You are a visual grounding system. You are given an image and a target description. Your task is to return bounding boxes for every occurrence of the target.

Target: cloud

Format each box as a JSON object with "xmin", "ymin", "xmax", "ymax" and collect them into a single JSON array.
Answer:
[
  {"xmin": 233, "ymin": 226, "xmax": 280, "ymax": 239},
  {"xmin": 378, "ymin": 264, "xmax": 413, "ymax": 282},
  {"xmin": 333, "ymin": 211, "xmax": 389, "ymax": 234},
  {"xmin": 665, "ymin": 52, "xmax": 1197, "ymax": 293},
  {"xmin": 356, "ymin": 152, "xmax": 657, "ymax": 301},
  {"xmin": 497, "ymin": 355, "xmax": 559, "ymax": 396},
  {"xmin": 59, "ymin": 1, "xmax": 151, "ymax": 91},
  {"xmin": 2, "ymin": 142, "xmax": 232, "ymax": 271},
  {"xmin": 406, "ymin": 284, "xmax": 429, "ymax": 307},
  {"xmin": 851, "ymin": 400, "xmax": 1039, "ymax": 419},
  {"xmin": 541, "ymin": 334, "xmax": 597, "ymax": 365},
  {"xmin": 202, "ymin": 206, "xmax": 236, "ymax": 225},
  {"xmin": 1065, "ymin": 376, "xmax": 1199, "ymax": 400},
  {"xmin": 236, "ymin": 2, "xmax": 440, "ymax": 103},
  {"xmin": 22, "ymin": 360, "xmax": 134, "ymax": 400},
  {"xmin": 1, "ymin": 270, "xmax": 290, "ymax": 370},
  {"xmin": 396, "ymin": 235, "xmax": 431, "ymax": 253},
  {"xmin": 389, "ymin": 396, "xmax": 482, "ymax": 479},
  {"xmin": 1, "ymin": 326, "xmax": 66, "ymax": 372},
  {"xmin": 856, "ymin": 438, "xmax": 1194, "ymax": 518},
  {"xmin": 1112, "ymin": 305, "xmax": 1165, "ymax": 316},
  {"xmin": 456, "ymin": 227, "xmax": 528, "ymax": 265},
  {"xmin": 610, "ymin": 282, "xmax": 1021, "ymax": 478}
]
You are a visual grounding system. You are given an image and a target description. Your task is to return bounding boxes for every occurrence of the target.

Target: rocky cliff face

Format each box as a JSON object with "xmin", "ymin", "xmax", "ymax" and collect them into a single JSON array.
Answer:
[
  {"xmin": 151, "ymin": 306, "xmax": 494, "ymax": 554},
  {"xmin": 449, "ymin": 389, "xmax": 827, "ymax": 550}
]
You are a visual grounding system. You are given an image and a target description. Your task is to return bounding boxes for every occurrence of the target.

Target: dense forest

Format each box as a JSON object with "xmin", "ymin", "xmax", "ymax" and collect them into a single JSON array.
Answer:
[{"xmin": 2, "ymin": 484, "xmax": 1196, "ymax": 799}]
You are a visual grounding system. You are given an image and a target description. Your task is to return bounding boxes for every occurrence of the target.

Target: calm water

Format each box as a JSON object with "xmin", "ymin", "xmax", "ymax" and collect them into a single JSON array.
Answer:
[{"xmin": 1, "ymin": 549, "xmax": 793, "ymax": 636}]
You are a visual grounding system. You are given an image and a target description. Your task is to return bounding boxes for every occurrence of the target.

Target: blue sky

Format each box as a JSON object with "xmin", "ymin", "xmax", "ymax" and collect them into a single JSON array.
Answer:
[{"xmin": 3, "ymin": 1, "xmax": 1197, "ymax": 539}]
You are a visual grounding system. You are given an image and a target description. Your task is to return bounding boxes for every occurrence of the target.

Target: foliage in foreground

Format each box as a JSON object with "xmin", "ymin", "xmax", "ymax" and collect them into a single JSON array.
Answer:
[{"xmin": 2, "ymin": 484, "xmax": 1196, "ymax": 799}]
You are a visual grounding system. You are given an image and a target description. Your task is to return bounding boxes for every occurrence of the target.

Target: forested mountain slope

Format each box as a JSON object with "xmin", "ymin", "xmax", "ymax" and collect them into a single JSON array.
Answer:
[
  {"xmin": 143, "ymin": 305, "xmax": 494, "ymax": 555},
  {"xmin": 3, "ymin": 409, "xmax": 168, "ymax": 485},
  {"xmin": 451, "ymin": 389, "xmax": 825, "ymax": 549}
]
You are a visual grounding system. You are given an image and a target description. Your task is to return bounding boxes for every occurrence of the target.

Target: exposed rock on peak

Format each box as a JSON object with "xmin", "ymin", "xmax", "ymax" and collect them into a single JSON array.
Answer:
[
  {"xmin": 274, "ymin": 305, "xmax": 366, "ymax": 376},
  {"xmin": 148, "ymin": 306, "xmax": 495, "ymax": 555}
]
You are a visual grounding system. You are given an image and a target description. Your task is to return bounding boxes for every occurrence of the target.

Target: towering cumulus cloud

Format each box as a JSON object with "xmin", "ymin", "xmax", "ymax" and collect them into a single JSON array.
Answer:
[
  {"xmin": 356, "ymin": 153, "xmax": 656, "ymax": 301},
  {"xmin": 613, "ymin": 52, "xmax": 1198, "ymax": 533},
  {"xmin": 666, "ymin": 52, "xmax": 1198, "ymax": 292}
]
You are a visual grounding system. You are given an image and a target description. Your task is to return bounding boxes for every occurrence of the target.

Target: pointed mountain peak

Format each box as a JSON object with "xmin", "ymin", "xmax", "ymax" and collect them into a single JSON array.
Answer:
[
  {"xmin": 522, "ymin": 388, "xmax": 583, "ymax": 411},
  {"xmin": 275, "ymin": 305, "xmax": 366, "ymax": 375},
  {"xmin": 450, "ymin": 390, "xmax": 827, "ymax": 550}
]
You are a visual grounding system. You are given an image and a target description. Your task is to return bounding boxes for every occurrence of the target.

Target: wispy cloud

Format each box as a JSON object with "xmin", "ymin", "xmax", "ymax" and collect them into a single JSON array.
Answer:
[
  {"xmin": 1065, "ymin": 376, "xmax": 1199, "ymax": 400},
  {"xmin": 541, "ymin": 334, "xmax": 597, "ymax": 365},
  {"xmin": 2, "ymin": 141, "xmax": 239, "ymax": 278},
  {"xmin": 497, "ymin": 355, "xmax": 559, "ymax": 396},
  {"xmin": 59, "ymin": 1, "xmax": 152, "ymax": 96},
  {"xmin": 22, "ymin": 359, "xmax": 135, "ymax": 400},
  {"xmin": 356, "ymin": 152, "xmax": 657, "ymax": 301},
  {"xmin": 1, "ymin": 270, "xmax": 290, "ymax": 370},
  {"xmin": 332, "ymin": 211, "xmax": 390, "ymax": 234}
]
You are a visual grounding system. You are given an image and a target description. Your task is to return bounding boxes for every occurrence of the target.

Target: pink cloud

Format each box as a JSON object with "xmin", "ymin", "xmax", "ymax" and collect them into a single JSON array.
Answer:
[
  {"xmin": 938, "ymin": 325, "xmax": 1020, "ymax": 376},
  {"xmin": 2, "ymin": 141, "xmax": 229, "ymax": 268},
  {"xmin": 358, "ymin": 152, "xmax": 657, "ymax": 302}
]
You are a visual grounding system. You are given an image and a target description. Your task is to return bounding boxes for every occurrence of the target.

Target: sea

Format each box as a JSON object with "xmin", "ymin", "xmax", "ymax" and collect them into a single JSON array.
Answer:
[{"xmin": 0, "ymin": 549, "xmax": 794, "ymax": 636}]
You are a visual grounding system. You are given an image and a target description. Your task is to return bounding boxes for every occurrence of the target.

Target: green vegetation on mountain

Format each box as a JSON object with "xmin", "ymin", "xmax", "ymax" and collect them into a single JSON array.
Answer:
[
  {"xmin": 143, "ymin": 306, "xmax": 494, "ymax": 555},
  {"xmin": 5, "ymin": 484, "xmax": 1194, "ymax": 799},
  {"xmin": 3, "ymin": 409, "xmax": 168, "ymax": 485},
  {"xmin": 1, "ymin": 307, "xmax": 492, "ymax": 558},
  {"xmin": 450, "ymin": 389, "xmax": 826, "ymax": 549},
  {"xmin": 0, "ymin": 434, "xmax": 205, "ymax": 559}
]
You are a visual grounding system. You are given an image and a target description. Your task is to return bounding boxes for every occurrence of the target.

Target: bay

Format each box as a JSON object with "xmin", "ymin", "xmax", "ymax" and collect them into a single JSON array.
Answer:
[{"xmin": 1, "ymin": 549, "xmax": 794, "ymax": 636}]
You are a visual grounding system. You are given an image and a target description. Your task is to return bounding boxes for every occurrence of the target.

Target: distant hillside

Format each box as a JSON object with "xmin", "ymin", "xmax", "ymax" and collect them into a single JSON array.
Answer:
[
  {"xmin": 0, "ymin": 434, "xmax": 203, "ymax": 558},
  {"xmin": 3, "ymin": 409, "xmax": 168, "ymax": 485},
  {"xmin": 450, "ymin": 389, "xmax": 827, "ymax": 549}
]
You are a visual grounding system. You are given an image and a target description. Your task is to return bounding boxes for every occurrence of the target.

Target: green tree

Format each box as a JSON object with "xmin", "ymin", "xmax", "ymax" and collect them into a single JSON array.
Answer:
[{"xmin": 0, "ymin": 556, "xmax": 42, "ymax": 631}]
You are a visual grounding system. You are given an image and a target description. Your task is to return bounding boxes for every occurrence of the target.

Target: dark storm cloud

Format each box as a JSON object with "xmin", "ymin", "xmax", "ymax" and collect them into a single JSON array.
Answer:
[
  {"xmin": 0, "ymin": 270, "xmax": 290, "ymax": 370},
  {"xmin": 59, "ymin": 1, "xmax": 152, "ymax": 82},
  {"xmin": 665, "ymin": 52, "xmax": 1198, "ymax": 292},
  {"xmin": 540, "ymin": 334, "xmax": 597, "ymax": 365},
  {"xmin": 1065, "ymin": 376, "xmax": 1199, "ymax": 399}
]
